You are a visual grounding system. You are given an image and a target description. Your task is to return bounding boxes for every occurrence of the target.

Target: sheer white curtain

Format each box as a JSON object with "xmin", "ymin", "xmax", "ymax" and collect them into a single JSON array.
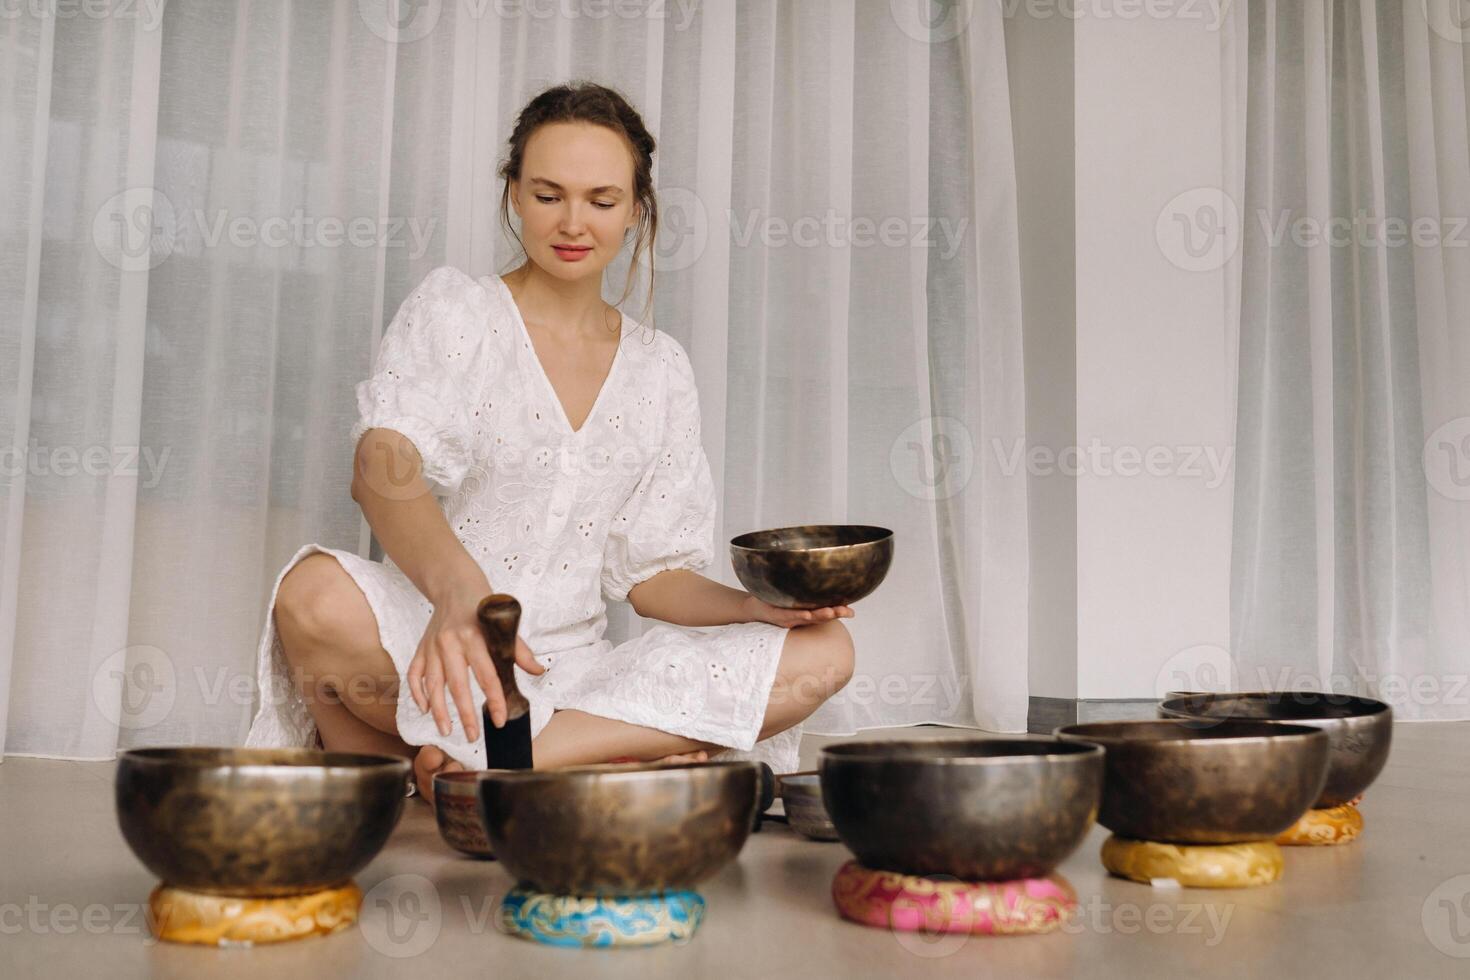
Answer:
[
  {"xmin": 0, "ymin": 0, "xmax": 1029, "ymax": 760},
  {"xmin": 1222, "ymin": 0, "xmax": 1470, "ymax": 719}
]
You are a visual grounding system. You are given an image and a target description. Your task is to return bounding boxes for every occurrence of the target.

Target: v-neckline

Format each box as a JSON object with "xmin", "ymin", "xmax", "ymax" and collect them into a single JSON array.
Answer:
[{"xmin": 488, "ymin": 273, "xmax": 625, "ymax": 437}]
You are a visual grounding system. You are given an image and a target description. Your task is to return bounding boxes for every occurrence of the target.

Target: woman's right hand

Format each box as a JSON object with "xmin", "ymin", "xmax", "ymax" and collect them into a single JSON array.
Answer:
[{"xmin": 406, "ymin": 580, "xmax": 545, "ymax": 742}]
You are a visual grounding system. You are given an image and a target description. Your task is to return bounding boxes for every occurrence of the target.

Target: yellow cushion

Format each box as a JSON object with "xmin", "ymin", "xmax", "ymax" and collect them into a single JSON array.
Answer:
[
  {"xmin": 1275, "ymin": 803, "xmax": 1363, "ymax": 846},
  {"xmin": 1101, "ymin": 836, "xmax": 1283, "ymax": 888},
  {"xmin": 148, "ymin": 882, "xmax": 362, "ymax": 946}
]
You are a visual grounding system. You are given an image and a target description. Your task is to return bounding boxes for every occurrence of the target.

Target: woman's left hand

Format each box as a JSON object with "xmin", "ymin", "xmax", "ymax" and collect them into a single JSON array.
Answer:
[{"xmin": 742, "ymin": 594, "xmax": 854, "ymax": 628}]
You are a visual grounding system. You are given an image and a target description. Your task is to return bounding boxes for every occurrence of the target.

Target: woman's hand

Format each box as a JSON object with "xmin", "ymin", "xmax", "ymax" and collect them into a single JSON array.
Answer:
[
  {"xmin": 741, "ymin": 593, "xmax": 854, "ymax": 629},
  {"xmin": 406, "ymin": 579, "xmax": 546, "ymax": 740}
]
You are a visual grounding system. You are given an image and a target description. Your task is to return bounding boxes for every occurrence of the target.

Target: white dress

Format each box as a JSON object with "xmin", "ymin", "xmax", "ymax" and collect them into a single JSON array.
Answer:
[{"xmin": 244, "ymin": 266, "xmax": 800, "ymax": 773}]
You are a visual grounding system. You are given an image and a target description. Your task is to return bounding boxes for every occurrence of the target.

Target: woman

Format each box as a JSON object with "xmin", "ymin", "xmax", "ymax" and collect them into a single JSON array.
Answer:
[{"xmin": 245, "ymin": 83, "xmax": 855, "ymax": 801}]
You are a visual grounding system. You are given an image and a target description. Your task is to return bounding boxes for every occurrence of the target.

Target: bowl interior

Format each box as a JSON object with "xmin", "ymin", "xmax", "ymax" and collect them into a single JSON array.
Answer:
[
  {"xmin": 1162, "ymin": 692, "xmax": 1390, "ymax": 721},
  {"xmin": 731, "ymin": 524, "xmax": 892, "ymax": 553},
  {"xmin": 120, "ymin": 746, "xmax": 409, "ymax": 772},
  {"xmin": 1058, "ymin": 719, "xmax": 1324, "ymax": 743},
  {"xmin": 822, "ymin": 737, "xmax": 1101, "ymax": 762}
]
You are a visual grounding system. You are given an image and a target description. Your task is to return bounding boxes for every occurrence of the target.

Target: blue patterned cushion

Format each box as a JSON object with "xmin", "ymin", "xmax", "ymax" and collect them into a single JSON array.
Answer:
[{"xmin": 497, "ymin": 887, "xmax": 706, "ymax": 948}]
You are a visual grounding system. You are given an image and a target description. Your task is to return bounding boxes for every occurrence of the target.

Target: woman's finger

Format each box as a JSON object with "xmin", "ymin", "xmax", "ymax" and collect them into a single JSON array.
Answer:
[
  {"xmin": 424, "ymin": 653, "xmax": 450, "ymax": 737},
  {"xmin": 515, "ymin": 638, "xmax": 546, "ymax": 675},
  {"xmin": 440, "ymin": 634, "xmax": 479, "ymax": 742},
  {"xmin": 406, "ymin": 645, "xmax": 428, "ymax": 712}
]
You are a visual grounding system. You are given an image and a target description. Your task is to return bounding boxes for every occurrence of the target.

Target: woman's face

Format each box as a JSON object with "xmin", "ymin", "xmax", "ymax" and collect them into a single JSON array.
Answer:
[{"xmin": 510, "ymin": 121, "xmax": 640, "ymax": 284}]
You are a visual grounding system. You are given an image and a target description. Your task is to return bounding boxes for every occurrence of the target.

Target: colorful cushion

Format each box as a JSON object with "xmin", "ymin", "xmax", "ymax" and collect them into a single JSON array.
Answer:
[
  {"xmin": 497, "ymin": 887, "xmax": 705, "ymax": 947},
  {"xmin": 1275, "ymin": 803, "xmax": 1364, "ymax": 846},
  {"xmin": 1100, "ymin": 835, "xmax": 1284, "ymax": 888},
  {"xmin": 831, "ymin": 861, "xmax": 1076, "ymax": 936},
  {"xmin": 148, "ymin": 882, "xmax": 361, "ymax": 946}
]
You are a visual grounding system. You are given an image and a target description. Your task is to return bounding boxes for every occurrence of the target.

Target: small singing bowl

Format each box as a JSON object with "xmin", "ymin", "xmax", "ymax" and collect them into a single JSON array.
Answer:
[
  {"xmin": 1055, "ymin": 720, "xmax": 1330, "ymax": 844},
  {"xmin": 115, "ymin": 747, "xmax": 411, "ymax": 898},
  {"xmin": 730, "ymin": 525, "xmax": 893, "ymax": 610},
  {"xmin": 433, "ymin": 770, "xmax": 495, "ymax": 858},
  {"xmin": 477, "ymin": 761, "xmax": 759, "ymax": 896},
  {"xmin": 777, "ymin": 773, "xmax": 839, "ymax": 841},
  {"xmin": 819, "ymin": 739, "xmax": 1103, "ymax": 881},
  {"xmin": 1157, "ymin": 692, "xmax": 1392, "ymax": 808}
]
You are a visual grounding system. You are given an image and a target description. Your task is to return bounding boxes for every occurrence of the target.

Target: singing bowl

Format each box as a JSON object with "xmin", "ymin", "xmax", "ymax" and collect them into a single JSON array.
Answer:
[
  {"xmin": 115, "ymin": 747, "xmax": 411, "ymax": 897},
  {"xmin": 1055, "ymin": 720, "xmax": 1329, "ymax": 844},
  {"xmin": 777, "ymin": 773, "xmax": 839, "ymax": 841},
  {"xmin": 433, "ymin": 770, "xmax": 495, "ymax": 858},
  {"xmin": 730, "ymin": 524, "xmax": 893, "ymax": 609},
  {"xmin": 477, "ymin": 761, "xmax": 759, "ymax": 896},
  {"xmin": 818, "ymin": 739, "xmax": 1104, "ymax": 881},
  {"xmin": 1157, "ymin": 692, "xmax": 1392, "ymax": 807}
]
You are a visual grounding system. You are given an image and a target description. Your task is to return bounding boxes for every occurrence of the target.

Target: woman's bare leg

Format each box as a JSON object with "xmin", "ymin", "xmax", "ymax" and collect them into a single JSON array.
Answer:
[
  {"xmin": 531, "ymin": 619, "xmax": 854, "ymax": 769},
  {"xmin": 275, "ymin": 555, "xmax": 458, "ymax": 796}
]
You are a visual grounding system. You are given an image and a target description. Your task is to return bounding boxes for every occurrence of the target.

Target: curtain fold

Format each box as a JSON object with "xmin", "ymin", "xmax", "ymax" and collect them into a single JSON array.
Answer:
[
  {"xmin": 0, "ymin": 0, "xmax": 1030, "ymax": 759},
  {"xmin": 1224, "ymin": 0, "xmax": 1470, "ymax": 719}
]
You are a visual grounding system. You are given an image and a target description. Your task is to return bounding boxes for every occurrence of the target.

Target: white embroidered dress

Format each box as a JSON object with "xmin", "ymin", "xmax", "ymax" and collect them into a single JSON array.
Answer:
[{"xmin": 244, "ymin": 266, "xmax": 799, "ymax": 773}]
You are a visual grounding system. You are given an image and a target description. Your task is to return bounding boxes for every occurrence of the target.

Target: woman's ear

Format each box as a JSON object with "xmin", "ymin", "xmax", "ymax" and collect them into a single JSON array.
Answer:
[{"xmin": 508, "ymin": 179, "xmax": 521, "ymax": 219}]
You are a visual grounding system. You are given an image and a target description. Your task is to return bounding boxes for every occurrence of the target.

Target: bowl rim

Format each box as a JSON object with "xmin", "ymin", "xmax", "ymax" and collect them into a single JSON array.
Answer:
[
  {"xmin": 1055, "ymin": 719, "xmax": 1329, "ymax": 745},
  {"xmin": 818, "ymin": 737, "xmax": 1103, "ymax": 765},
  {"xmin": 117, "ymin": 746, "xmax": 411, "ymax": 776},
  {"xmin": 729, "ymin": 524, "xmax": 894, "ymax": 554},
  {"xmin": 477, "ymin": 759, "xmax": 758, "ymax": 786},
  {"xmin": 1158, "ymin": 691, "xmax": 1392, "ymax": 719}
]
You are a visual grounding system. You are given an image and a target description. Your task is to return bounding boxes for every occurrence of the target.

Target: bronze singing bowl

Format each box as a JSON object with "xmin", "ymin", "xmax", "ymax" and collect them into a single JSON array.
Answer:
[
  {"xmin": 1158, "ymin": 692, "xmax": 1392, "ymax": 807},
  {"xmin": 433, "ymin": 770, "xmax": 495, "ymax": 859},
  {"xmin": 115, "ymin": 747, "xmax": 411, "ymax": 897},
  {"xmin": 777, "ymin": 773, "xmax": 839, "ymax": 841},
  {"xmin": 477, "ymin": 761, "xmax": 759, "ymax": 896},
  {"xmin": 818, "ymin": 739, "xmax": 1104, "ymax": 881},
  {"xmin": 730, "ymin": 524, "xmax": 893, "ymax": 610},
  {"xmin": 1055, "ymin": 720, "xmax": 1329, "ymax": 844}
]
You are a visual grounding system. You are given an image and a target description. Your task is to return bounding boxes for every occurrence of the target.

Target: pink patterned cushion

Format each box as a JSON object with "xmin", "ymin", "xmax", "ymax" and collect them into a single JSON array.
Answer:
[{"xmin": 831, "ymin": 861, "xmax": 1076, "ymax": 936}]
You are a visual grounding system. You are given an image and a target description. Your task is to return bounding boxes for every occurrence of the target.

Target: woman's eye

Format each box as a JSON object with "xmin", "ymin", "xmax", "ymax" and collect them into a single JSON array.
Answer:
[
  {"xmin": 535, "ymin": 195, "xmax": 557, "ymax": 204},
  {"xmin": 594, "ymin": 202, "xmax": 615, "ymax": 209}
]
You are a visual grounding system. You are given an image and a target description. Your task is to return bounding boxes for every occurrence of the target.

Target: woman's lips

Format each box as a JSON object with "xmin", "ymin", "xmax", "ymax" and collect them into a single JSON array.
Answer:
[{"xmin": 552, "ymin": 245, "xmax": 591, "ymax": 262}]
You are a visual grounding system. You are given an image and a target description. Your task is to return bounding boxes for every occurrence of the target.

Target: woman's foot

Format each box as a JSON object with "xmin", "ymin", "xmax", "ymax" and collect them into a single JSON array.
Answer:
[{"xmin": 413, "ymin": 744, "xmax": 464, "ymax": 804}]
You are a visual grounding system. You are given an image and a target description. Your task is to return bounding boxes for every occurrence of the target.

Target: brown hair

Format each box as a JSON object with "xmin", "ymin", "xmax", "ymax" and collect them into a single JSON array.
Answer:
[{"xmin": 497, "ymin": 81, "xmax": 658, "ymax": 336}]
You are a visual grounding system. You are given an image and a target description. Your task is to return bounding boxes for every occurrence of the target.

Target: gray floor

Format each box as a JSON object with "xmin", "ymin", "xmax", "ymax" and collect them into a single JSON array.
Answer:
[{"xmin": 4, "ymin": 722, "xmax": 1468, "ymax": 978}]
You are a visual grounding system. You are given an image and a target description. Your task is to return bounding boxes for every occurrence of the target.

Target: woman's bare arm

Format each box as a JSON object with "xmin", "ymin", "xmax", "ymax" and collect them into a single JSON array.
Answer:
[
  {"xmin": 350, "ymin": 427, "xmax": 542, "ymax": 740},
  {"xmin": 628, "ymin": 568, "xmax": 853, "ymax": 629}
]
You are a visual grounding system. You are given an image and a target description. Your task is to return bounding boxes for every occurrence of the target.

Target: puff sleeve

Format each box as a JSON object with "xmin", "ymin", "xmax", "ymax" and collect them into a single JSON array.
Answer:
[
  {"xmin": 350, "ymin": 266, "xmax": 480, "ymax": 496},
  {"xmin": 600, "ymin": 337, "xmax": 718, "ymax": 604}
]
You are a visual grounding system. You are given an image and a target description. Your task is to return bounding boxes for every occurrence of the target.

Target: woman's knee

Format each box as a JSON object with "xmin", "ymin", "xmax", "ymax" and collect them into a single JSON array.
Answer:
[
  {"xmin": 778, "ymin": 619, "xmax": 855, "ymax": 705},
  {"xmin": 275, "ymin": 554, "xmax": 372, "ymax": 662}
]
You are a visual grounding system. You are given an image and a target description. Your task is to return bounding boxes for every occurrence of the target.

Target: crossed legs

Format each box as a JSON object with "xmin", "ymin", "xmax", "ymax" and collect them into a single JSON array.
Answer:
[{"xmin": 273, "ymin": 553, "xmax": 855, "ymax": 800}]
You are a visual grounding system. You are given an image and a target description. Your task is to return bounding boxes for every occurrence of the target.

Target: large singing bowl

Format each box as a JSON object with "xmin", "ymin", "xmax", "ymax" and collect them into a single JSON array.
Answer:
[
  {"xmin": 818, "ymin": 739, "xmax": 1104, "ymax": 881},
  {"xmin": 477, "ymin": 762, "xmax": 759, "ymax": 896},
  {"xmin": 730, "ymin": 525, "xmax": 893, "ymax": 609},
  {"xmin": 115, "ymin": 747, "xmax": 410, "ymax": 897},
  {"xmin": 1158, "ymin": 692, "xmax": 1391, "ymax": 807},
  {"xmin": 1055, "ymin": 721, "xmax": 1329, "ymax": 845}
]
